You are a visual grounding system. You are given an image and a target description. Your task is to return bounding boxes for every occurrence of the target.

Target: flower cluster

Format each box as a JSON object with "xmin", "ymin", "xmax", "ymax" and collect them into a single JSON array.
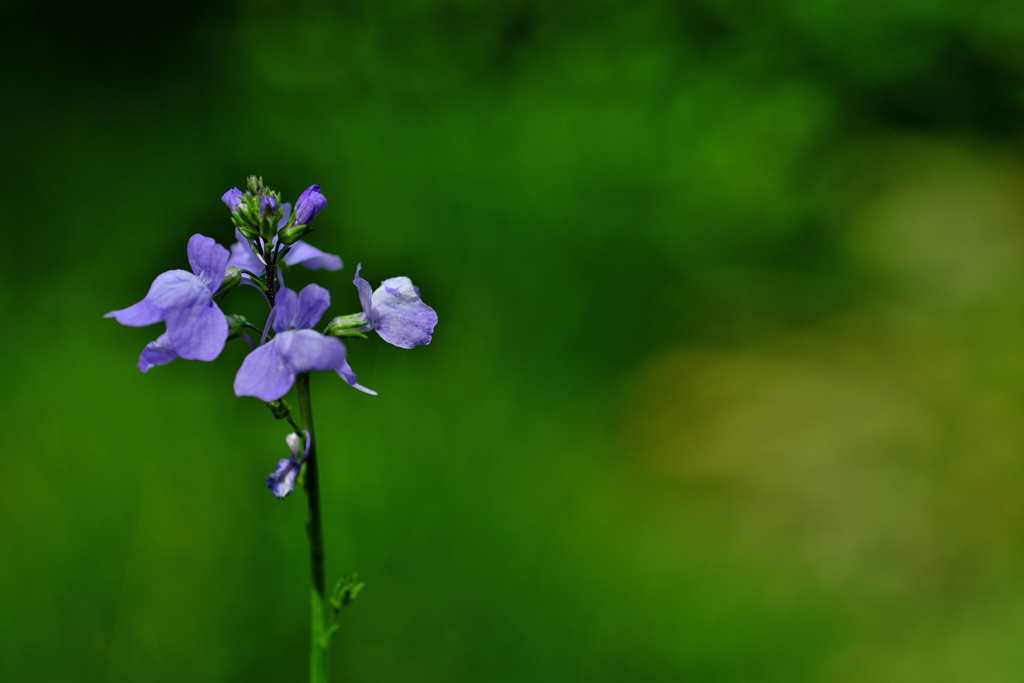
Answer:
[{"xmin": 106, "ymin": 177, "xmax": 437, "ymax": 496}]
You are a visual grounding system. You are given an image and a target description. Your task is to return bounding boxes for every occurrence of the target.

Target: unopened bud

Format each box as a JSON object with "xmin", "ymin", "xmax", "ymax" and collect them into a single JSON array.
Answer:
[
  {"xmin": 326, "ymin": 314, "xmax": 369, "ymax": 338},
  {"xmin": 236, "ymin": 222, "xmax": 259, "ymax": 239},
  {"xmin": 265, "ymin": 398, "xmax": 293, "ymax": 420},
  {"xmin": 216, "ymin": 267, "xmax": 243, "ymax": 297},
  {"xmin": 259, "ymin": 195, "xmax": 280, "ymax": 218},
  {"xmin": 226, "ymin": 313, "xmax": 248, "ymax": 339},
  {"xmin": 278, "ymin": 222, "xmax": 314, "ymax": 245}
]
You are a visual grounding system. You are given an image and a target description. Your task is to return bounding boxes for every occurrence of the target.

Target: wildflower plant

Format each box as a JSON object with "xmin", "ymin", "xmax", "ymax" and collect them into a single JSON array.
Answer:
[{"xmin": 106, "ymin": 176, "xmax": 437, "ymax": 682}]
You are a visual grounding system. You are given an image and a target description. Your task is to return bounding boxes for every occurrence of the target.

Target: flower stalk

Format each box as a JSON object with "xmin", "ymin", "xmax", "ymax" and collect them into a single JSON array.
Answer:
[{"xmin": 297, "ymin": 372, "xmax": 330, "ymax": 682}]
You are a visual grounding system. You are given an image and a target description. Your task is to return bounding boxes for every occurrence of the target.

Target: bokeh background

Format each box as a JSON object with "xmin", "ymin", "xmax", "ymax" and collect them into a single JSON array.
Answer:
[{"xmin": 5, "ymin": 1, "xmax": 1024, "ymax": 681}]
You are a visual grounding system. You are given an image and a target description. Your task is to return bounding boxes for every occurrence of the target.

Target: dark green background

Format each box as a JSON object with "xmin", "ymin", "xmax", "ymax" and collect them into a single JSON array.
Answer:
[{"xmin": 6, "ymin": 1, "xmax": 1024, "ymax": 680}]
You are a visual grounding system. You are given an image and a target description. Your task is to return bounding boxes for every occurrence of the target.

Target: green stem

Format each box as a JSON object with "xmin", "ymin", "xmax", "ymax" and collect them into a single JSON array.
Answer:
[{"xmin": 297, "ymin": 373, "xmax": 329, "ymax": 683}]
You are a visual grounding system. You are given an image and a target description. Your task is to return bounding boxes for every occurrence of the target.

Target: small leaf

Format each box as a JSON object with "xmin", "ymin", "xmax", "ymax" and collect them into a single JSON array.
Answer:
[{"xmin": 321, "ymin": 622, "xmax": 340, "ymax": 647}]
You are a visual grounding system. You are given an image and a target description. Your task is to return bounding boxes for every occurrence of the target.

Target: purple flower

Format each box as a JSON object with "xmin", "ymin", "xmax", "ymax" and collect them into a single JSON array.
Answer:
[
  {"xmin": 234, "ymin": 284, "xmax": 347, "ymax": 401},
  {"xmin": 267, "ymin": 431, "xmax": 310, "ymax": 499},
  {"xmin": 293, "ymin": 184, "xmax": 328, "ymax": 226},
  {"xmin": 105, "ymin": 234, "xmax": 230, "ymax": 362},
  {"xmin": 222, "ymin": 188, "xmax": 244, "ymax": 211},
  {"xmin": 353, "ymin": 265, "xmax": 437, "ymax": 349}
]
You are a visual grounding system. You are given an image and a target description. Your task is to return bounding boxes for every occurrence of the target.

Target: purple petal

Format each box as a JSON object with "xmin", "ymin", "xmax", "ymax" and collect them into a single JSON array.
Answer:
[
  {"xmin": 276, "ymin": 329, "xmax": 347, "ymax": 374},
  {"xmin": 336, "ymin": 359, "xmax": 378, "ymax": 396},
  {"xmin": 370, "ymin": 277, "xmax": 438, "ymax": 349},
  {"xmin": 138, "ymin": 333, "xmax": 178, "ymax": 373},
  {"xmin": 353, "ymin": 264, "xmax": 373, "ymax": 320},
  {"xmin": 293, "ymin": 284, "xmax": 331, "ymax": 330},
  {"xmin": 283, "ymin": 241, "xmax": 343, "ymax": 271},
  {"xmin": 234, "ymin": 339, "xmax": 295, "ymax": 401},
  {"xmin": 270, "ymin": 287, "xmax": 300, "ymax": 333},
  {"xmin": 187, "ymin": 234, "xmax": 230, "ymax": 291},
  {"xmin": 227, "ymin": 239, "xmax": 264, "ymax": 274},
  {"xmin": 277, "ymin": 202, "xmax": 292, "ymax": 229},
  {"xmin": 105, "ymin": 270, "xmax": 203, "ymax": 327},
  {"xmin": 293, "ymin": 184, "xmax": 328, "ymax": 226},
  {"xmin": 271, "ymin": 284, "xmax": 331, "ymax": 332},
  {"xmin": 221, "ymin": 188, "xmax": 244, "ymax": 211},
  {"xmin": 165, "ymin": 295, "xmax": 228, "ymax": 361},
  {"xmin": 259, "ymin": 195, "xmax": 279, "ymax": 218},
  {"xmin": 267, "ymin": 457, "xmax": 300, "ymax": 498}
]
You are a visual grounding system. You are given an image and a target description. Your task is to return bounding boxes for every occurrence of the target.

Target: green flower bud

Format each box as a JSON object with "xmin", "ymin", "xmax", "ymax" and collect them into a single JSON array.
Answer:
[
  {"xmin": 265, "ymin": 398, "xmax": 294, "ymax": 420},
  {"xmin": 226, "ymin": 314, "xmax": 248, "ymax": 340},
  {"xmin": 216, "ymin": 267, "xmax": 243, "ymax": 297},
  {"xmin": 278, "ymin": 222, "xmax": 314, "ymax": 245},
  {"xmin": 325, "ymin": 314, "xmax": 369, "ymax": 338},
  {"xmin": 235, "ymin": 221, "xmax": 260, "ymax": 240}
]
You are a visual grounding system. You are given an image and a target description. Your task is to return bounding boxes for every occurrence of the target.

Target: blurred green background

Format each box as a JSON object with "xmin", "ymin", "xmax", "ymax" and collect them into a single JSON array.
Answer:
[{"xmin": 5, "ymin": 0, "xmax": 1024, "ymax": 680}]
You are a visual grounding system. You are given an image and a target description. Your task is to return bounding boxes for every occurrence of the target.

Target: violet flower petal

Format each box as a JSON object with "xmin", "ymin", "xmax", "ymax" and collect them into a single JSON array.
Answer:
[
  {"xmin": 267, "ymin": 457, "xmax": 300, "ymax": 498},
  {"xmin": 336, "ymin": 359, "xmax": 378, "ymax": 396},
  {"xmin": 186, "ymin": 234, "xmax": 230, "ymax": 291},
  {"xmin": 293, "ymin": 185, "xmax": 328, "ymax": 226},
  {"xmin": 234, "ymin": 330, "xmax": 346, "ymax": 401},
  {"xmin": 234, "ymin": 341, "xmax": 294, "ymax": 401},
  {"xmin": 371, "ymin": 276, "xmax": 437, "ymax": 349},
  {"xmin": 227, "ymin": 230, "xmax": 265, "ymax": 274},
  {"xmin": 104, "ymin": 270, "xmax": 203, "ymax": 327},
  {"xmin": 165, "ymin": 293, "xmax": 229, "ymax": 361},
  {"xmin": 353, "ymin": 264, "xmax": 373, "ymax": 322},
  {"xmin": 278, "ymin": 203, "xmax": 292, "ymax": 229},
  {"xmin": 227, "ymin": 240, "xmax": 263, "ymax": 273},
  {"xmin": 270, "ymin": 288, "xmax": 300, "ymax": 333},
  {"xmin": 272, "ymin": 284, "xmax": 331, "ymax": 333},
  {"xmin": 259, "ymin": 195, "xmax": 279, "ymax": 218},
  {"xmin": 284, "ymin": 242, "xmax": 343, "ymax": 271},
  {"xmin": 276, "ymin": 329, "xmax": 347, "ymax": 374},
  {"xmin": 221, "ymin": 188, "xmax": 244, "ymax": 211},
  {"xmin": 293, "ymin": 284, "xmax": 332, "ymax": 331},
  {"xmin": 138, "ymin": 333, "xmax": 178, "ymax": 373}
]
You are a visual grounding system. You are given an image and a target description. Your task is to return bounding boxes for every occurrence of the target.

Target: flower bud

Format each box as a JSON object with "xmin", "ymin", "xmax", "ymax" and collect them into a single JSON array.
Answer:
[
  {"xmin": 293, "ymin": 184, "xmax": 328, "ymax": 227},
  {"xmin": 236, "ymin": 222, "xmax": 260, "ymax": 240},
  {"xmin": 259, "ymin": 195, "xmax": 280, "ymax": 218},
  {"xmin": 265, "ymin": 398, "xmax": 294, "ymax": 420},
  {"xmin": 226, "ymin": 313, "xmax": 248, "ymax": 339},
  {"xmin": 326, "ymin": 314, "xmax": 369, "ymax": 338},
  {"xmin": 278, "ymin": 222, "xmax": 314, "ymax": 245},
  {"xmin": 215, "ymin": 267, "xmax": 243, "ymax": 297},
  {"xmin": 221, "ymin": 187, "xmax": 244, "ymax": 211}
]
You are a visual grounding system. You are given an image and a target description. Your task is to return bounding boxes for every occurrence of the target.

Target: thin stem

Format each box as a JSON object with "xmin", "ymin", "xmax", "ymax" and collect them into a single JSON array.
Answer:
[
  {"xmin": 260, "ymin": 238, "xmax": 278, "ymax": 308},
  {"xmin": 264, "ymin": 261, "xmax": 278, "ymax": 307},
  {"xmin": 297, "ymin": 373, "xmax": 329, "ymax": 683}
]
